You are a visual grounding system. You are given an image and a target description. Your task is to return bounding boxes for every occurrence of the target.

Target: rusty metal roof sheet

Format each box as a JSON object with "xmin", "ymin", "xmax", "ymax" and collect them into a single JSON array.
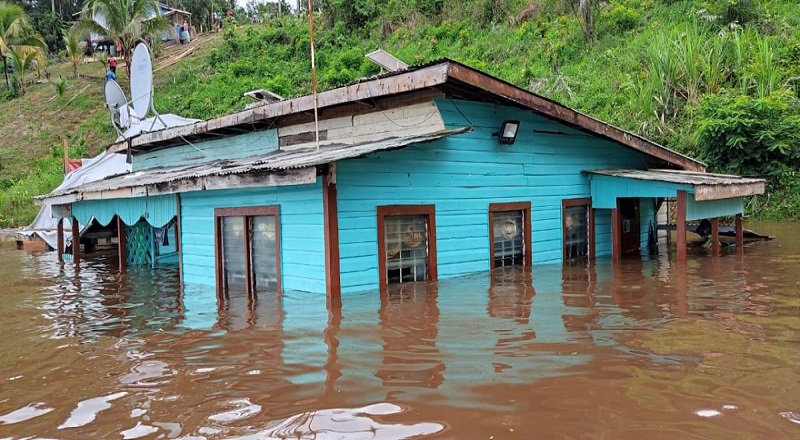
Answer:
[
  {"xmin": 586, "ymin": 169, "xmax": 766, "ymax": 201},
  {"xmin": 586, "ymin": 169, "xmax": 765, "ymax": 186},
  {"xmin": 38, "ymin": 128, "xmax": 470, "ymax": 203}
]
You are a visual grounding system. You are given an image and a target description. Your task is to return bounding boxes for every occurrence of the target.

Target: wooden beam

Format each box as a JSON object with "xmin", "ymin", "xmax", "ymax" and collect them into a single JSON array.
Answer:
[
  {"xmin": 736, "ymin": 214, "xmax": 744, "ymax": 254},
  {"xmin": 710, "ymin": 217, "xmax": 720, "ymax": 257},
  {"xmin": 676, "ymin": 190, "xmax": 687, "ymax": 263},
  {"xmin": 611, "ymin": 207, "xmax": 620, "ymax": 262},
  {"xmin": 323, "ymin": 165, "xmax": 341, "ymax": 300},
  {"xmin": 72, "ymin": 217, "xmax": 80, "ymax": 264},
  {"xmin": 117, "ymin": 216, "xmax": 127, "ymax": 271},
  {"xmin": 695, "ymin": 181, "xmax": 766, "ymax": 201},
  {"xmin": 176, "ymin": 194, "xmax": 183, "ymax": 286},
  {"xmin": 57, "ymin": 218, "xmax": 64, "ymax": 262}
]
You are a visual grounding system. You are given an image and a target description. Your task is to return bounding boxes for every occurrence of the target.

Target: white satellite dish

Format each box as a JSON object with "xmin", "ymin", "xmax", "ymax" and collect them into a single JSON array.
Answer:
[
  {"xmin": 104, "ymin": 79, "xmax": 130, "ymax": 133},
  {"xmin": 130, "ymin": 43, "xmax": 154, "ymax": 119}
]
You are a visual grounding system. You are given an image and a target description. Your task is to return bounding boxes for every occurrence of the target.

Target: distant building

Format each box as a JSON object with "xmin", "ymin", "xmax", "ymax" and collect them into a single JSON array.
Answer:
[{"xmin": 37, "ymin": 59, "xmax": 764, "ymax": 307}]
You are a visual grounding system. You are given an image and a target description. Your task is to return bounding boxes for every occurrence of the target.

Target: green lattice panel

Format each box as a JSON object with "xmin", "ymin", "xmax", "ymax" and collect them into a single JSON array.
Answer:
[{"xmin": 126, "ymin": 220, "xmax": 154, "ymax": 267}]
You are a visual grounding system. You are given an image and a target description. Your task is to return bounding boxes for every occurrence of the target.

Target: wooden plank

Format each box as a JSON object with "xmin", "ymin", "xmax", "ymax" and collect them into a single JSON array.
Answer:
[
  {"xmin": 695, "ymin": 182, "xmax": 765, "ymax": 201},
  {"xmin": 176, "ymin": 194, "xmax": 182, "ymax": 286},
  {"xmin": 736, "ymin": 214, "xmax": 744, "ymax": 253},
  {"xmin": 72, "ymin": 217, "xmax": 80, "ymax": 265},
  {"xmin": 57, "ymin": 218, "xmax": 64, "ymax": 262},
  {"xmin": 710, "ymin": 217, "xmax": 720, "ymax": 257},
  {"xmin": 323, "ymin": 165, "xmax": 341, "ymax": 300},
  {"xmin": 677, "ymin": 190, "xmax": 687, "ymax": 263},
  {"xmin": 611, "ymin": 207, "xmax": 620, "ymax": 262},
  {"xmin": 117, "ymin": 215, "xmax": 127, "ymax": 272}
]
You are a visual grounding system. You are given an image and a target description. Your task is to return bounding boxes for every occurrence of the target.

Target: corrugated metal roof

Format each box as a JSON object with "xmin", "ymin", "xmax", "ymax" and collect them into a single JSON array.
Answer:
[
  {"xmin": 586, "ymin": 169, "xmax": 765, "ymax": 186},
  {"xmin": 39, "ymin": 128, "xmax": 470, "ymax": 202}
]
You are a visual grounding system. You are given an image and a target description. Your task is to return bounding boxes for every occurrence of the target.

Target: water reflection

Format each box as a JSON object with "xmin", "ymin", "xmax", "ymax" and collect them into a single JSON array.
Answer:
[{"xmin": 1, "ymin": 226, "xmax": 799, "ymax": 438}]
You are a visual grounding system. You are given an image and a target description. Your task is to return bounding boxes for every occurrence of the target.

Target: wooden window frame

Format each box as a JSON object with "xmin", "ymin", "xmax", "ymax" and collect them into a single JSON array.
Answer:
[
  {"xmin": 214, "ymin": 206, "xmax": 282, "ymax": 304},
  {"xmin": 562, "ymin": 198, "xmax": 595, "ymax": 262},
  {"xmin": 377, "ymin": 205, "xmax": 437, "ymax": 289},
  {"xmin": 488, "ymin": 202, "xmax": 532, "ymax": 269}
]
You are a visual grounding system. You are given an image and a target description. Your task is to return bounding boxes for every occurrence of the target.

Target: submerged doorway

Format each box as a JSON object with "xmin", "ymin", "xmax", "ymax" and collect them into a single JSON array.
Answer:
[{"xmin": 617, "ymin": 198, "xmax": 640, "ymax": 255}]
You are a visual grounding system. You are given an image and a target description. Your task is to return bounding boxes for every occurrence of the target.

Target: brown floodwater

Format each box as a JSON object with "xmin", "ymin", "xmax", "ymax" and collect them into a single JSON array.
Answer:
[{"xmin": 1, "ymin": 223, "xmax": 799, "ymax": 439}]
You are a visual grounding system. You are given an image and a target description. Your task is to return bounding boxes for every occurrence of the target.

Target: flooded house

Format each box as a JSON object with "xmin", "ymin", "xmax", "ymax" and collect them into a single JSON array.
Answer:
[{"xmin": 36, "ymin": 59, "xmax": 765, "ymax": 310}]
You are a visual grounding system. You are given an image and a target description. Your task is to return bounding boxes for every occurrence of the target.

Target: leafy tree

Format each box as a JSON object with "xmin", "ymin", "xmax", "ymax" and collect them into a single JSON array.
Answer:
[
  {"xmin": 75, "ymin": 0, "xmax": 173, "ymax": 75},
  {"xmin": 695, "ymin": 91, "xmax": 800, "ymax": 181},
  {"xmin": 28, "ymin": 10, "xmax": 63, "ymax": 53},
  {"xmin": 0, "ymin": 1, "xmax": 46, "ymax": 89}
]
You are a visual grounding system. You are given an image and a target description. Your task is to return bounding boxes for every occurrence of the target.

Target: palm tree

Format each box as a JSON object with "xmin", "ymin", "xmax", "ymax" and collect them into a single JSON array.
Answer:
[
  {"xmin": 64, "ymin": 28, "xmax": 85, "ymax": 78},
  {"xmin": 8, "ymin": 45, "xmax": 44, "ymax": 94},
  {"xmin": 0, "ymin": 2, "xmax": 47, "ymax": 89},
  {"xmin": 76, "ymin": 0, "xmax": 173, "ymax": 76}
]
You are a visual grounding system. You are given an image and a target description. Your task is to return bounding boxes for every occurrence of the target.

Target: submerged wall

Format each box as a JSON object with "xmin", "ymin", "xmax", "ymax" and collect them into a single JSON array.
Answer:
[
  {"xmin": 180, "ymin": 179, "xmax": 325, "ymax": 294},
  {"xmin": 334, "ymin": 99, "xmax": 647, "ymax": 293}
]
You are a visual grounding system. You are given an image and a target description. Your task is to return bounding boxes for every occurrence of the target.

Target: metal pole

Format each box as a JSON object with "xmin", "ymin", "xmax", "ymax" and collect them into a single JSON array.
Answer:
[{"xmin": 307, "ymin": 0, "xmax": 320, "ymax": 150}]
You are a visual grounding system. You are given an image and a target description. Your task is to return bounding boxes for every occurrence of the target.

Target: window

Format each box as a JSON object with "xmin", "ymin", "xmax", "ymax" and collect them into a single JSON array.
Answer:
[
  {"xmin": 377, "ymin": 205, "xmax": 437, "ymax": 288},
  {"xmin": 562, "ymin": 198, "xmax": 594, "ymax": 262},
  {"xmin": 215, "ymin": 206, "xmax": 281, "ymax": 304},
  {"xmin": 489, "ymin": 202, "xmax": 532, "ymax": 269}
]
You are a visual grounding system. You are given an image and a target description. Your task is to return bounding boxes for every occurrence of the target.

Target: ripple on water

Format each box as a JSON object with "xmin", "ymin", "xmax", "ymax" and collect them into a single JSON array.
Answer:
[
  {"xmin": 58, "ymin": 392, "xmax": 127, "ymax": 429},
  {"xmin": 0, "ymin": 403, "xmax": 54, "ymax": 425},
  {"xmin": 232, "ymin": 403, "xmax": 445, "ymax": 440}
]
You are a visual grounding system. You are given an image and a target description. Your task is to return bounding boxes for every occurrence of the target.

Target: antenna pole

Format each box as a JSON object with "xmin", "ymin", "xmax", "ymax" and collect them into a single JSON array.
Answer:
[{"xmin": 307, "ymin": 0, "xmax": 320, "ymax": 151}]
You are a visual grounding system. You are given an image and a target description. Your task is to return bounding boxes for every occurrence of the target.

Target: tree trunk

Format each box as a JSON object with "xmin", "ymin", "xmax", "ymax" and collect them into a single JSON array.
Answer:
[{"xmin": 2, "ymin": 56, "xmax": 9, "ymax": 89}]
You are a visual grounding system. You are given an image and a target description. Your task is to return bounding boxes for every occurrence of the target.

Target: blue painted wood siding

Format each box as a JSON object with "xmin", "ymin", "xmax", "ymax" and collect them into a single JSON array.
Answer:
[
  {"xmin": 334, "ymin": 99, "xmax": 647, "ymax": 293},
  {"xmin": 133, "ymin": 129, "xmax": 279, "ymax": 171},
  {"xmin": 180, "ymin": 179, "xmax": 325, "ymax": 294}
]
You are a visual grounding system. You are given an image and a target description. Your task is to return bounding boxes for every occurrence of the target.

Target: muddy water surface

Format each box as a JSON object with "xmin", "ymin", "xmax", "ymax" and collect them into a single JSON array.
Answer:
[{"xmin": 1, "ymin": 223, "xmax": 799, "ymax": 439}]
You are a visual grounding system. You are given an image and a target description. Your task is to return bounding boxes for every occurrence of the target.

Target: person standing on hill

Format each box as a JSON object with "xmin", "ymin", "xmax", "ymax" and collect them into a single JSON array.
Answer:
[{"xmin": 108, "ymin": 56, "xmax": 116, "ymax": 74}]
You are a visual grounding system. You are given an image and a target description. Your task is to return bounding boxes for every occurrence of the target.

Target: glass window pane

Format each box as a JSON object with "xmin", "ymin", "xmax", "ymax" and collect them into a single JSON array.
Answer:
[
  {"xmin": 385, "ymin": 215, "xmax": 428, "ymax": 284},
  {"xmin": 250, "ymin": 215, "xmax": 278, "ymax": 296},
  {"xmin": 493, "ymin": 210, "xmax": 525, "ymax": 268},
  {"xmin": 221, "ymin": 216, "xmax": 247, "ymax": 298},
  {"xmin": 565, "ymin": 205, "xmax": 589, "ymax": 261}
]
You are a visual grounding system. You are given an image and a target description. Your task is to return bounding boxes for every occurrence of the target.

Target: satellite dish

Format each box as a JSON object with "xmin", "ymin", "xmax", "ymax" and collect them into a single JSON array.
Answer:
[
  {"xmin": 104, "ymin": 79, "xmax": 130, "ymax": 130},
  {"xmin": 130, "ymin": 43, "xmax": 154, "ymax": 119}
]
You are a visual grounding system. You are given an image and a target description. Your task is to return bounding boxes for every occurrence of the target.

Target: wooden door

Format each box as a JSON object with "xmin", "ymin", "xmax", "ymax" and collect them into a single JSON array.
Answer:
[{"xmin": 617, "ymin": 198, "xmax": 640, "ymax": 255}]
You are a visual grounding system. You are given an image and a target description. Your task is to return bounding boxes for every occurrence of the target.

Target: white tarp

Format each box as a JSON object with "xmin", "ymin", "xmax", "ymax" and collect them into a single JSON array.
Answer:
[
  {"xmin": 18, "ymin": 151, "xmax": 131, "ymax": 250},
  {"xmin": 120, "ymin": 114, "xmax": 199, "ymax": 140}
]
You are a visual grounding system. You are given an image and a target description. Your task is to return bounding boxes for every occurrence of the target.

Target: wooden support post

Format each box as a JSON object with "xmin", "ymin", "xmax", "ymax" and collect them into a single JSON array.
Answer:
[
  {"xmin": 676, "ymin": 191, "xmax": 687, "ymax": 263},
  {"xmin": 611, "ymin": 207, "xmax": 620, "ymax": 262},
  {"xmin": 57, "ymin": 218, "xmax": 64, "ymax": 262},
  {"xmin": 710, "ymin": 217, "xmax": 720, "ymax": 257},
  {"xmin": 736, "ymin": 214, "xmax": 744, "ymax": 254},
  {"xmin": 71, "ymin": 217, "xmax": 80, "ymax": 264},
  {"xmin": 176, "ymin": 194, "xmax": 183, "ymax": 286},
  {"xmin": 323, "ymin": 165, "xmax": 341, "ymax": 301},
  {"xmin": 117, "ymin": 216, "xmax": 127, "ymax": 272}
]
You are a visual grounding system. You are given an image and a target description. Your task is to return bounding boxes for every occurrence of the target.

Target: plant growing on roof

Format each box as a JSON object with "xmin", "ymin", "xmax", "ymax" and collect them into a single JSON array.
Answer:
[
  {"xmin": 0, "ymin": 1, "xmax": 47, "ymax": 90},
  {"xmin": 74, "ymin": 0, "xmax": 174, "ymax": 76}
]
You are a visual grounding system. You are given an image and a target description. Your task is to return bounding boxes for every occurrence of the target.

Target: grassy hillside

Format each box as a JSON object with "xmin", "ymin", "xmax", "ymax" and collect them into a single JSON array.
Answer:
[{"xmin": 2, "ymin": 0, "xmax": 799, "ymax": 227}]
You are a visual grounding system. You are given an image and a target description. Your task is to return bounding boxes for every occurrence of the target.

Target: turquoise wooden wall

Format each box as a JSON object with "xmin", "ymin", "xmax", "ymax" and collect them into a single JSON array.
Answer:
[
  {"xmin": 133, "ymin": 129, "xmax": 279, "ymax": 171},
  {"xmin": 72, "ymin": 194, "xmax": 176, "ymax": 227},
  {"xmin": 334, "ymin": 99, "xmax": 647, "ymax": 293},
  {"xmin": 179, "ymin": 179, "xmax": 325, "ymax": 294},
  {"xmin": 687, "ymin": 193, "xmax": 743, "ymax": 221}
]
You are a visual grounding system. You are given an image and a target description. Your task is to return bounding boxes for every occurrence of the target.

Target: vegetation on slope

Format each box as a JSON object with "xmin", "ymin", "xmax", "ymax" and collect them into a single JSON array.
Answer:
[{"xmin": 2, "ymin": 0, "xmax": 800, "ymax": 227}]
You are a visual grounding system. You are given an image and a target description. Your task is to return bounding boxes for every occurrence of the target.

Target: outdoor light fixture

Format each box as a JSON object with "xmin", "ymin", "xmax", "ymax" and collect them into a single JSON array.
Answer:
[{"xmin": 495, "ymin": 120, "xmax": 520, "ymax": 145}]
